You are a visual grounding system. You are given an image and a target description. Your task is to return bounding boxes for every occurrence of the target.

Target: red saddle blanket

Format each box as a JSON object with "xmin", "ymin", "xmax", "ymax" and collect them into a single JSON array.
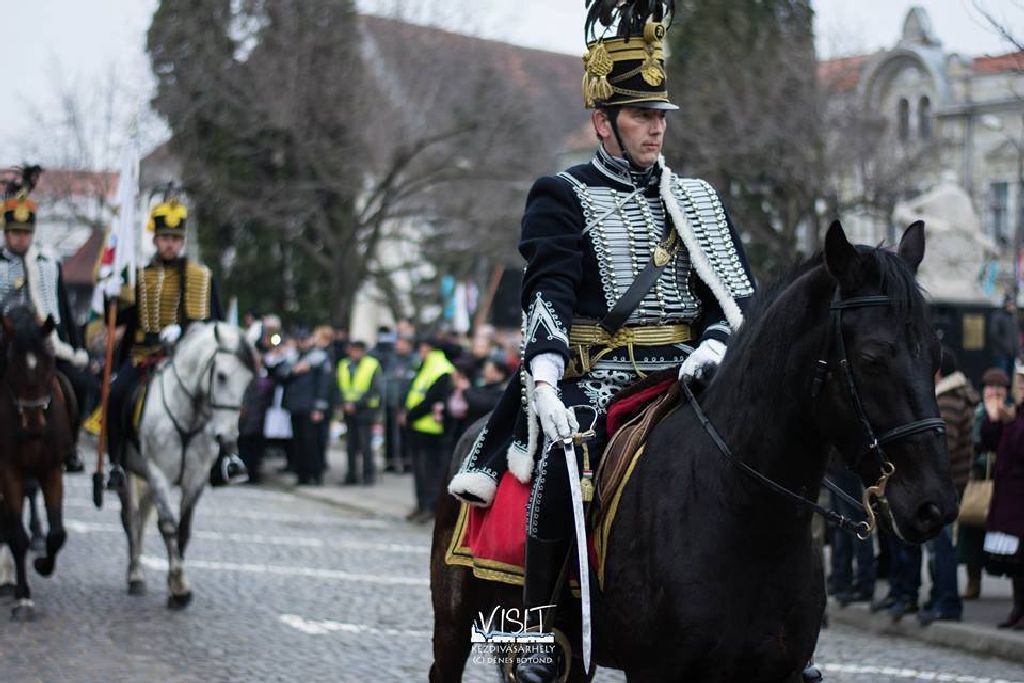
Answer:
[{"xmin": 446, "ymin": 471, "xmax": 534, "ymax": 585}]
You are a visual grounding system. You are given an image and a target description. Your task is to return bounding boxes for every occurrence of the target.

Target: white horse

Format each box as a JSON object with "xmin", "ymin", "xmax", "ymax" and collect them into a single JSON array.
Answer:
[{"xmin": 119, "ymin": 322, "xmax": 255, "ymax": 608}]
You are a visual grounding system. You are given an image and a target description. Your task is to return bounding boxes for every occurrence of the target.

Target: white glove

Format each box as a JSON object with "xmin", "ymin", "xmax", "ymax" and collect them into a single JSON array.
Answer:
[
  {"xmin": 159, "ymin": 324, "xmax": 183, "ymax": 346},
  {"xmin": 533, "ymin": 383, "xmax": 579, "ymax": 443},
  {"xmin": 679, "ymin": 339, "xmax": 726, "ymax": 383},
  {"xmin": 72, "ymin": 348, "xmax": 89, "ymax": 369}
]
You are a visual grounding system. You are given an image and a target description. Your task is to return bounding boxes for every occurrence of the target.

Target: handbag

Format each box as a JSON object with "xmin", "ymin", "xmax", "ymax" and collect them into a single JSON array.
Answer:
[
  {"xmin": 263, "ymin": 386, "xmax": 293, "ymax": 440},
  {"xmin": 958, "ymin": 454, "xmax": 994, "ymax": 527}
]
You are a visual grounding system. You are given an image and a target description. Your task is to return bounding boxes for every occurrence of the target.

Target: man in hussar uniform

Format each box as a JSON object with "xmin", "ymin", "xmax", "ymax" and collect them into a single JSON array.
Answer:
[
  {"xmin": 447, "ymin": 5, "xmax": 758, "ymax": 681},
  {"xmin": 105, "ymin": 195, "xmax": 246, "ymax": 489},
  {"xmin": 0, "ymin": 165, "xmax": 92, "ymax": 471}
]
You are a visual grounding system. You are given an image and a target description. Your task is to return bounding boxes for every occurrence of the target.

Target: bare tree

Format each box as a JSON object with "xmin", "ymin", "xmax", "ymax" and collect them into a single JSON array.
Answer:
[
  {"xmin": 149, "ymin": 0, "xmax": 579, "ymax": 326},
  {"xmin": 972, "ymin": 0, "xmax": 1024, "ymax": 55},
  {"xmin": 11, "ymin": 60, "xmax": 164, "ymax": 234},
  {"xmin": 666, "ymin": 0, "xmax": 823, "ymax": 273}
]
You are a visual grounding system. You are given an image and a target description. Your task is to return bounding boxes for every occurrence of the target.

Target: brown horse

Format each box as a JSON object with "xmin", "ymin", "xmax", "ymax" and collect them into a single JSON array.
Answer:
[
  {"xmin": 429, "ymin": 222, "xmax": 958, "ymax": 682},
  {"xmin": 0, "ymin": 306, "xmax": 74, "ymax": 620}
]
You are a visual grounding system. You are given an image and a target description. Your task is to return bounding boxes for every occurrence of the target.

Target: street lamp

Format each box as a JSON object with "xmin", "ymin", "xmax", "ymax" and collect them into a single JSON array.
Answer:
[{"xmin": 982, "ymin": 113, "xmax": 1024, "ymax": 304}]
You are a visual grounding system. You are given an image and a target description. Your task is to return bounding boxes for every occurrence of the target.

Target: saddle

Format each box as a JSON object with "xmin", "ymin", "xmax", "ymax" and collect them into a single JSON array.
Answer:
[
  {"xmin": 596, "ymin": 369, "xmax": 681, "ymax": 509},
  {"xmin": 446, "ymin": 368, "xmax": 685, "ymax": 588}
]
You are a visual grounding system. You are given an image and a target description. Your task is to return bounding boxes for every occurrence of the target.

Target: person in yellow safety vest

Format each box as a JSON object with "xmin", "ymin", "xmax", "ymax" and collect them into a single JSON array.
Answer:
[
  {"xmin": 337, "ymin": 340, "xmax": 383, "ymax": 485},
  {"xmin": 401, "ymin": 338, "xmax": 454, "ymax": 522}
]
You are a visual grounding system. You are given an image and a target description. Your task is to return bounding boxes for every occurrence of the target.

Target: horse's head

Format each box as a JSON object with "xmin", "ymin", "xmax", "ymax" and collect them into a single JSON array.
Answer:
[
  {"xmin": 195, "ymin": 323, "xmax": 257, "ymax": 450},
  {"xmin": 1, "ymin": 307, "xmax": 57, "ymax": 437},
  {"xmin": 818, "ymin": 220, "xmax": 957, "ymax": 543}
]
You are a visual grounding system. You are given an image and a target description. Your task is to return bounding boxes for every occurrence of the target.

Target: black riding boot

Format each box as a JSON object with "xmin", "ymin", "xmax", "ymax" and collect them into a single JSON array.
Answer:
[{"xmin": 515, "ymin": 536, "xmax": 568, "ymax": 683}]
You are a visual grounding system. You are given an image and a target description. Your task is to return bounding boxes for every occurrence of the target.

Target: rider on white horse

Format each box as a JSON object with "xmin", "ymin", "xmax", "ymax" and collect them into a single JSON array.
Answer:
[{"xmin": 105, "ymin": 195, "xmax": 246, "ymax": 490}]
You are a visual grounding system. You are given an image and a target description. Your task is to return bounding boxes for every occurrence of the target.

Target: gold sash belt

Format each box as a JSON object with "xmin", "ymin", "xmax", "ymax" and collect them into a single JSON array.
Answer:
[{"xmin": 564, "ymin": 323, "xmax": 692, "ymax": 379}]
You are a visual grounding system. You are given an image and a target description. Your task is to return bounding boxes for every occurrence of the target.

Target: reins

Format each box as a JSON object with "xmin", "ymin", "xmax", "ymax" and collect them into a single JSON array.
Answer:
[
  {"xmin": 681, "ymin": 379, "xmax": 870, "ymax": 538},
  {"xmin": 685, "ymin": 290, "xmax": 945, "ymax": 539}
]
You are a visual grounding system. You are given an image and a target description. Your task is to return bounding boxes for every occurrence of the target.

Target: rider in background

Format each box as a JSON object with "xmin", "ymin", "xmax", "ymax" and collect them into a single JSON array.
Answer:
[
  {"xmin": 0, "ymin": 165, "xmax": 93, "ymax": 471},
  {"xmin": 105, "ymin": 196, "xmax": 245, "ymax": 490}
]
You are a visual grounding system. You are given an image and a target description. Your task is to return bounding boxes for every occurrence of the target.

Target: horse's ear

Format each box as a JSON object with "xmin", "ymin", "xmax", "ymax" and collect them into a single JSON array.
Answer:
[
  {"xmin": 898, "ymin": 220, "xmax": 926, "ymax": 274},
  {"xmin": 214, "ymin": 323, "xmax": 221, "ymax": 345},
  {"xmin": 824, "ymin": 220, "xmax": 859, "ymax": 289},
  {"xmin": 40, "ymin": 315, "xmax": 56, "ymax": 337}
]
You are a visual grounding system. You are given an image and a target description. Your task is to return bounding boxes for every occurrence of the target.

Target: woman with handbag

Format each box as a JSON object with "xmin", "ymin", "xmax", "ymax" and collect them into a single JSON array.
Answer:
[
  {"xmin": 978, "ymin": 364, "xmax": 1024, "ymax": 629},
  {"xmin": 959, "ymin": 368, "xmax": 1009, "ymax": 599}
]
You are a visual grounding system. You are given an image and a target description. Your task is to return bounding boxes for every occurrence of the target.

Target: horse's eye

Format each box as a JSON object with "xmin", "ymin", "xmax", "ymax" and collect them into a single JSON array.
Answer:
[
  {"xmin": 217, "ymin": 372, "xmax": 228, "ymax": 383},
  {"xmin": 859, "ymin": 354, "xmax": 888, "ymax": 374}
]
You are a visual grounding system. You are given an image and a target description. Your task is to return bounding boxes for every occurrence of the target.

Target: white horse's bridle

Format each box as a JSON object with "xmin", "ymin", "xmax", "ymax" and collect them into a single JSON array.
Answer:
[{"xmin": 148, "ymin": 327, "xmax": 254, "ymax": 480}]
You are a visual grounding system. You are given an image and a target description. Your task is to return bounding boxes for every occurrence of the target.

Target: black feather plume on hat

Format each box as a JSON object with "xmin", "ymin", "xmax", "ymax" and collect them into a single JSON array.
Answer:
[
  {"xmin": 584, "ymin": 0, "xmax": 675, "ymax": 40},
  {"xmin": 3, "ymin": 164, "xmax": 43, "ymax": 199}
]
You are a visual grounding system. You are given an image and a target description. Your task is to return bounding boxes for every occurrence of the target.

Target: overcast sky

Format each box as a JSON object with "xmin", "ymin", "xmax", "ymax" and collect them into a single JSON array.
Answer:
[{"xmin": 1, "ymin": 0, "xmax": 1021, "ymax": 162}]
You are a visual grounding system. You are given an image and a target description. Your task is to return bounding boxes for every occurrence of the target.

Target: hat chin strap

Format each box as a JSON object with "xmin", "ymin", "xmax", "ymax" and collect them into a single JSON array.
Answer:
[
  {"xmin": 607, "ymin": 115, "xmax": 638, "ymax": 169},
  {"xmin": 607, "ymin": 114, "xmax": 656, "ymax": 173}
]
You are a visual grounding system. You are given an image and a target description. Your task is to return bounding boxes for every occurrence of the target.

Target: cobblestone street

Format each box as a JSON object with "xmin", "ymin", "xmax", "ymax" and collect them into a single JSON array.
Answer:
[{"xmin": 1, "ymin": 472, "xmax": 1023, "ymax": 683}]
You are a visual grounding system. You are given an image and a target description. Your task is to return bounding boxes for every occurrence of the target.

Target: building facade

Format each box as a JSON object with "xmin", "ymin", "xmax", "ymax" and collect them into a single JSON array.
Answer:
[{"xmin": 823, "ymin": 7, "xmax": 1024, "ymax": 300}]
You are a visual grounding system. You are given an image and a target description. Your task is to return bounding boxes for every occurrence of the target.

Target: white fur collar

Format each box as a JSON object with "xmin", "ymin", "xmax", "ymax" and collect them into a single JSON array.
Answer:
[
  {"xmin": 659, "ymin": 155, "xmax": 744, "ymax": 331},
  {"xmin": 24, "ymin": 245, "xmax": 47, "ymax": 322}
]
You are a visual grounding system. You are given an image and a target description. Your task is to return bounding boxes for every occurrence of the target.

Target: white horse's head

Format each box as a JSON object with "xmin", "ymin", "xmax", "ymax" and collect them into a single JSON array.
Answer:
[{"xmin": 175, "ymin": 322, "xmax": 257, "ymax": 448}]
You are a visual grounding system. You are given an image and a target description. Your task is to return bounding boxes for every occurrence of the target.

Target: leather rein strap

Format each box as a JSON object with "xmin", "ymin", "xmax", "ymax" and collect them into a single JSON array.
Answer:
[{"xmin": 684, "ymin": 291, "xmax": 945, "ymax": 539}]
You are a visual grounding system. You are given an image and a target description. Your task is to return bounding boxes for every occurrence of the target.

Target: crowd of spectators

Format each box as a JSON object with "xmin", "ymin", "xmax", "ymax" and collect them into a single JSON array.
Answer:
[
  {"xmin": 825, "ymin": 343, "xmax": 1024, "ymax": 630},
  {"xmin": 236, "ymin": 315, "xmax": 516, "ymax": 523}
]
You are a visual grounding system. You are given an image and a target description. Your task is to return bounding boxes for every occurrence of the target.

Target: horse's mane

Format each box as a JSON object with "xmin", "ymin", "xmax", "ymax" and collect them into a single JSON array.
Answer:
[{"xmin": 722, "ymin": 244, "xmax": 931, "ymax": 375}]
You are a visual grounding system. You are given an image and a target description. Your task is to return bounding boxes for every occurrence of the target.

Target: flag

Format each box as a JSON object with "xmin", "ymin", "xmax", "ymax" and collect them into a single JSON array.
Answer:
[{"xmin": 103, "ymin": 144, "xmax": 140, "ymax": 298}]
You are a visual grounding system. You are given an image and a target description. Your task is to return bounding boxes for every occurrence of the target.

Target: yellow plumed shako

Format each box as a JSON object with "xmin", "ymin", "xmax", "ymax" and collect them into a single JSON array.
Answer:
[{"xmin": 147, "ymin": 199, "xmax": 188, "ymax": 236}]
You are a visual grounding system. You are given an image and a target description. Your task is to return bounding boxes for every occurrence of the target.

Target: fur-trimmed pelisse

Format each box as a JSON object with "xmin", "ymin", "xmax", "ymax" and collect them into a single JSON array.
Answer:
[{"xmin": 500, "ymin": 157, "xmax": 745, "ymax": 492}]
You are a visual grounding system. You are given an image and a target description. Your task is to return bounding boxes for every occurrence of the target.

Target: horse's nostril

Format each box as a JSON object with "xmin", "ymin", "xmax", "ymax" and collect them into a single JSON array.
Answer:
[{"xmin": 917, "ymin": 502, "xmax": 943, "ymax": 527}]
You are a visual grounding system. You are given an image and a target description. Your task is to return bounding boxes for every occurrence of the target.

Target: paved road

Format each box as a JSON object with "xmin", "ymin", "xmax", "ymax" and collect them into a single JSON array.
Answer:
[{"xmin": 1, "ymin": 475, "xmax": 1022, "ymax": 683}]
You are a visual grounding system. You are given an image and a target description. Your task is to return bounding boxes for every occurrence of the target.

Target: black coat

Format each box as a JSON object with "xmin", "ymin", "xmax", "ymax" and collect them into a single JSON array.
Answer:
[{"xmin": 277, "ymin": 346, "xmax": 334, "ymax": 415}]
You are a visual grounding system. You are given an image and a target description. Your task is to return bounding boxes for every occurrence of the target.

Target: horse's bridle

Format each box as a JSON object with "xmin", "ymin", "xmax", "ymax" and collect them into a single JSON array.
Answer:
[
  {"xmin": 8, "ymin": 389, "xmax": 52, "ymax": 415},
  {"xmin": 141, "ymin": 337, "xmax": 248, "ymax": 480},
  {"xmin": 685, "ymin": 289, "xmax": 945, "ymax": 539},
  {"xmin": 160, "ymin": 341, "xmax": 248, "ymax": 438},
  {"xmin": 4, "ymin": 351, "xmax": 53, "ymax": 431},
  {"xmin": 812, "ymin": 292, "xmax": 946, "ymax": 536}
]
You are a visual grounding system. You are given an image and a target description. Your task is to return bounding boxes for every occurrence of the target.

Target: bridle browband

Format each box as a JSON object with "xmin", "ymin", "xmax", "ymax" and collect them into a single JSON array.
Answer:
[{"xmin": 685, "ymin": 289, "xmax": 945, "ymax": 539}]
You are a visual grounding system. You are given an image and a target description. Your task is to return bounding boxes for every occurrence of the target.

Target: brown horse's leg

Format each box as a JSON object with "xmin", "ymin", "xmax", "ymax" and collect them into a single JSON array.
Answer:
[
  {"xmin": 1, "ymin": 474, "xmax": 32, "ymax": 605},
  {"xmin": 32, "ymin": 467, "xmax": 65, "ymax": 578},
  {"xmin": 25, "ymin": 480, "xmax": 44, "ymax": 552},
  {"xmin": 428, "ymin": 493, "xmax": 478, "ymax": 683}
]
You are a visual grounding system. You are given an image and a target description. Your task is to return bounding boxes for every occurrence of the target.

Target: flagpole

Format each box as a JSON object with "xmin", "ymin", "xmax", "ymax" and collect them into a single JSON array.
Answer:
[
  {"xmin": 92, "ymin": 300, "xmax": 118, "ymax": 509},
  {"xmin": 92, "ymin": 133, "xmax": 139, "ymax": 508}
]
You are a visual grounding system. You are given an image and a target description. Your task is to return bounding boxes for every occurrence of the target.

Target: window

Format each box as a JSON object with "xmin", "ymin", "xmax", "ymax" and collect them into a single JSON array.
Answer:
[
  {"xmin": 918, "ymin": 96, "xmax": 932, "ymax": 140},
  {"xmin": 991, "ymin": 181, "xmax": 1010, "ymax": 244},
  {"xmin": 898, "ymin": 98, "xmax": 910, "ymax": 141}
]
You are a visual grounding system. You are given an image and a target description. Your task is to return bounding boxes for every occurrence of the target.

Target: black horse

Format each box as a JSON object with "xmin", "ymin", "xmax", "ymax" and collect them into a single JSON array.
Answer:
[
  {"xmin": 0, "ymin": 306, "xmax": 74, "ymax": 620},
  {"xmin": 429, "ymin": 221, "xmax": 958, "ymax": 682}
]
